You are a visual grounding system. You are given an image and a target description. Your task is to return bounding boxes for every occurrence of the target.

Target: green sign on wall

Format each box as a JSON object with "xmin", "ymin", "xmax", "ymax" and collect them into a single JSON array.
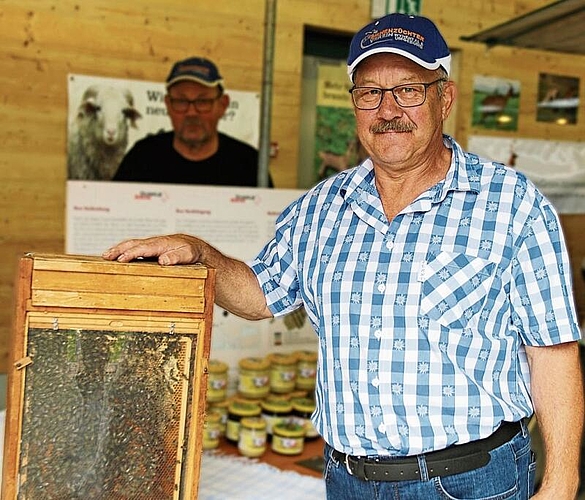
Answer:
[{"xmin": 371, "ymin": 0, "xmax": 422, "ymax": 17}]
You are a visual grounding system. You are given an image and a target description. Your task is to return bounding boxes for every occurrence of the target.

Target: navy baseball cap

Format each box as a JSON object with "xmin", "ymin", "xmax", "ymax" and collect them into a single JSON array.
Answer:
[
  {"xmin": 347, "ymin": 14, "xmax": 451, "ymax": 82},
  {"xmin": 166, "ymin": 57, "xmax": 224, "ymax": 89}
]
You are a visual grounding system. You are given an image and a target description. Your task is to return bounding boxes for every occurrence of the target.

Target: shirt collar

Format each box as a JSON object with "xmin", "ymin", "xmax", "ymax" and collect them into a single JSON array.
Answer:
[
  {"xmin": 338, "ymin": 134, "xmax": 481, "ymax": 206},
  {"xmin": 440, "ymin": 134, "xmax": 481, "ymax": 197}
]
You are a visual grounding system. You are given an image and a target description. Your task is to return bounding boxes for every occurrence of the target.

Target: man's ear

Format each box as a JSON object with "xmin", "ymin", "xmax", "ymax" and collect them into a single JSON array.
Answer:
[
  {"xmin": 441, "ymin": 80, "xmax": 457, "ymax": 122},
  {"xmin": 219, "ymin": 93, "xmax": 230, "ymax": 114}
]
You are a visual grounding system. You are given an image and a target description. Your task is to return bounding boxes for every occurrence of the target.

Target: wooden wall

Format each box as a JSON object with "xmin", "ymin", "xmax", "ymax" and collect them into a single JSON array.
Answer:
[{"xmin": 0, "ymin": 0, "xmax": 583, "ymax": 372}]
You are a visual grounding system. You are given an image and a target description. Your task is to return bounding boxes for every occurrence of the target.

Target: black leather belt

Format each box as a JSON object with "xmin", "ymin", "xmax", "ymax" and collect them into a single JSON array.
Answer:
[{"xmin": 331, "ymin": 420, "xmax": 522, "ymax": 482}]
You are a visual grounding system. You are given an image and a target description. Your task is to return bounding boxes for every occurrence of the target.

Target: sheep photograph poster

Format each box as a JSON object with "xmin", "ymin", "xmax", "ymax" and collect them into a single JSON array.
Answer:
[{"xmin": 67, "ymin": 73, "xmax": 260, "ymax": 181}]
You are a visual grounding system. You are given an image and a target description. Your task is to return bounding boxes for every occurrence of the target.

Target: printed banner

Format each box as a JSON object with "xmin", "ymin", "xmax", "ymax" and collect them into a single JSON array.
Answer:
[
  {"xmin": 314, "ymin": 61, "xmax": 366, "ymax": 181},
  {"xmin": 66, "ymin": 181, "xmax": 318, "ymax": 387},
  {"xmin": 67, "ymin": 73, "xmax": 260, "ymax": 180}
]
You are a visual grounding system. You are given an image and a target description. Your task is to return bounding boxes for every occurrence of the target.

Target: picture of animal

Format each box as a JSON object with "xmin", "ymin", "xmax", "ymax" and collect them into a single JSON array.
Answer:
[
  {"xmin": 471, "ymin": 76, "xmax": 520, "ymax": 131},
  {"xmin": 536, "ymin": 73, "xmax": 580, "ymax": 125},
  {"xmin": 68, "ymin": 85, "xmax": 142, "ymax": 180},
  {"xmin": 477, "ymin": 85, "xmax": 515, "ymax": 124},
  {"xmin": 317, "ymin": 137, "xmax": 368, "ymax": 179}
]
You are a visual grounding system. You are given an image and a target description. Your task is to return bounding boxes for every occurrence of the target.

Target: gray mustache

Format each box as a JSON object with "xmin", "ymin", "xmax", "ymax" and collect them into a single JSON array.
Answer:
[
  {"xmin": 370, "ymin": 120, "xmax": 416, "ymax": 133},
  {"xmin": 183, "ymin": 117, "xmax": 203, "ymax": 126}
]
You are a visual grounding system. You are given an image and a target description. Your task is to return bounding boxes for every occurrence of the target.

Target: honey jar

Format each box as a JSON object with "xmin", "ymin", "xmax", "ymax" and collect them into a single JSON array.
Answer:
[
  {"xmin": 238, "ymin": 357, "xmax": 270, "ymax": 399},
  {"xmin": 225, "ymin": 399, "xmax": 261, "ymax": 443},
  {"xmin": 267, "ymin": 352, "xmax": 297, "ymax": 393},
  {"xmin": 238, "ymin": 417, "xmax": 267, "ymax": 458},
  {"xmin": 207, "ymin": 359, "xmax": 229, "ymax": 402},
  {"xmin": 295, "ymin": 350, "xmax": 317, "ymax": 391},
  {"xmin": 260, "ymin": 397, "xmax": 293, "ymax": 438},
  {"xmin": 208, "ymin": 399, "xmax": 230, "ymax": 436},
  {"xmin": 271, "ymin": 422, "xmax": 305, "ymax": 455},
  {"xmin": 291, "ymin": 397, "xmax": 319, "ymax": 440},
  {"xmin": 202, "ymin": 410, "xmax": 222, "ymax": 450}
]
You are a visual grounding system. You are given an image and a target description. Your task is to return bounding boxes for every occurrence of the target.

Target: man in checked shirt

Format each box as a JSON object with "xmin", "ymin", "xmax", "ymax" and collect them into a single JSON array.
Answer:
[{"xmin": 104, "ymin": 13, "xmax": 583, "ymax": 500}]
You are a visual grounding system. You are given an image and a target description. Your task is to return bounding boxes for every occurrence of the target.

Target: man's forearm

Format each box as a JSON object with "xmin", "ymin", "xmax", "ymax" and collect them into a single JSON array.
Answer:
[{"xmin": 526, "ymin": 342, "xmax": 584, "ymax": 498}]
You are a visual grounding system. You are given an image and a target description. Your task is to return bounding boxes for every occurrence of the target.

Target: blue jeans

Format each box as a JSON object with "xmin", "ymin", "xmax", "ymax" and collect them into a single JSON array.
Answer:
[{"xmin": 324, "ymin": 422, "xmax": 536, "ymax": 499}]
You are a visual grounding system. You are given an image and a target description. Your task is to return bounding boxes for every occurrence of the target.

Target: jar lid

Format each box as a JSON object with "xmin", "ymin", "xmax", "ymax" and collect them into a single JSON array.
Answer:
[
  {"xmin": 240, "ymin": 417, "xmax": 267, "ymax": 430},
  {"xmin": 205, "ymin": 411, "xmax": 222, "ymax": 423},
  {"xmin": 208, "ymin": 359, "xmax": 229, "ymax": 373},
  {"xmin": 266, "ymin": 393, "xmax": 292, "ymax": 402},
  {"xmin": 239, "ymin": 357, "xmax": 271, "ymax": 371},
  {"xmin": 228, "ymin": 400, "xmax": 261, "ymax": 416},
  {"xmin": 274, "ymin": 422, "xmax": 305, "ymax": 437},
  {"xmin": 288, "ymin": 390, "xmax": 308, "ymax": 399},
  {"xmin": 209, "ymin": 399, "xmax": 231, "ymax": 410},
  {"xmin": 295, "ymin": 350, "xmax": 318, "ymax": 362},
  {"xmin": 261, "ymin": 399, "xmax": 293, "ymax": 413},
  {"xmin": 292, "ymin": 397, "xmax": 316, "ymax": 413},
  {"xmin": 267, "ymin": 352, "xmax": 297, "ymax": 366}
]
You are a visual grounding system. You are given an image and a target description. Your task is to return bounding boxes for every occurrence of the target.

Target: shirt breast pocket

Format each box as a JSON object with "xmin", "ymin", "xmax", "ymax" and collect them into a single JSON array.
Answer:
[{"xmin": 420, "ymin": 252, "xmax": 497, "ymax": 330}]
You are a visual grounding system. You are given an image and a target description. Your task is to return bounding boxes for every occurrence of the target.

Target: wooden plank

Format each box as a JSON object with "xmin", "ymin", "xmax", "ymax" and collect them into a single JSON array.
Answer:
[
  {"xmin": 175, "ymin": 338, "xmax": 193, "ymax": 500},
  {"xmin": 32, "ymin": 269, "xmax": 206, "ymax": 297},
  {"xmin": 2, "ymin": 256, "xmax": 33, "ymax": 498},
  {"xmin": 26, "ymin": 311, "xmax": 204, "ymax": 335},
  {"xmin": 31, "ymin": 289, "xmax": 206, "ymax": 313},
  {"xmin": 31, "ymin": 253, "xmax": 210, "ymax": 279}
]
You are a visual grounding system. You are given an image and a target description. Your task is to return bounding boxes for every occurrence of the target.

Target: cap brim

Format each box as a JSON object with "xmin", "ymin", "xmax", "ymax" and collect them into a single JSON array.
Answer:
[
  {"xmin": 166, "ymin": 76, "xmax": 224, "ymax": 89},
  {"xmin": 348, "ymin": 48, "xmax": 451, "ymax": 81}
]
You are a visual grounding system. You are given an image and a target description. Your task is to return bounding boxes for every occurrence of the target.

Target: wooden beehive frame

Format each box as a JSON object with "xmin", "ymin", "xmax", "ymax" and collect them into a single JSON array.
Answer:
[{"xmin": 2, "ymin": 253, "xmax": 215, "ymax": 500}]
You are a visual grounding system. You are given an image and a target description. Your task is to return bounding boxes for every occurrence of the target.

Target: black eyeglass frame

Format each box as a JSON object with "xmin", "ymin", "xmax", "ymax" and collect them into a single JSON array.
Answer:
[
  {"xmin": 349, "ymin": 78, "xmax": 447, "ymax": 110},
  {"xmin": 167, "ymin": 93, "xmax": 223, "ymax": 114}
]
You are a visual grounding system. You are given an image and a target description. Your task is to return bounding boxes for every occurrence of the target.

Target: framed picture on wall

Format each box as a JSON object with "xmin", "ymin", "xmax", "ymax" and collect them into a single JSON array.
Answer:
[
  {"xmin": 471, "ymin": 75, "xmax": 521, "ymax": 131},
  {"xmin": 536, "ymin": 73, "xmax": 580, "ymax": 125}
]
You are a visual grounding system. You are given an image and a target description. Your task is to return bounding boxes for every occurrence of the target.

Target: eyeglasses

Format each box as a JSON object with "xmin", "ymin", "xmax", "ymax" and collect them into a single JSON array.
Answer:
[
  {"xmin": 349, "ymin": 78, "xmax": 446, "ymax": 110},
  {"xmin": 168, "ymin": 95, "xmax": 221, "ymax": 113}
]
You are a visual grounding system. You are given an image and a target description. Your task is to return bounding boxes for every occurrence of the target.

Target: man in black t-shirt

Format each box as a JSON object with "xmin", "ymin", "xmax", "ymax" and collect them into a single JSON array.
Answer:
[{"xmin": 113, "ymin": 56, "xmax": 270, "ymax": 187}]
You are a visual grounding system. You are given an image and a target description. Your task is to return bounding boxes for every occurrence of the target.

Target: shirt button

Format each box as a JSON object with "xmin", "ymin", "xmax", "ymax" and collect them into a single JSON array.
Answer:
[
  {"xmin": 378, "ymin": 423, "xmax": 386, "ymax": 433},
  {"xmin": 372, "ymin": 377, "xmax": 380, "ymax": 388},
  {"xmin": 374, "ymin": 329, "xmax": 382, "ymax": 339},
  {"xmin": 386, "ymin": 241, "xmax": 394, "ymax": 250},
  {"xmin": 377, "ymin": 284, "xmax": 386, "ymax": 293}
]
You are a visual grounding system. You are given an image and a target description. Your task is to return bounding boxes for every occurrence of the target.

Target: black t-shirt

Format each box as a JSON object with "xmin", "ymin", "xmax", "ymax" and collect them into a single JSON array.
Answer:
[{"xmin": 113, "ymin": 131, "xmax": 268, "ymax": 186}]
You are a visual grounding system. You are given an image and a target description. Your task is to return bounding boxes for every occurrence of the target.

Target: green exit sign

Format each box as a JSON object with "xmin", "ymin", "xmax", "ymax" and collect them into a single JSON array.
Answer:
[{"xmin": 371, "ymin": 0, "xmax": 422, "ymax": 18}]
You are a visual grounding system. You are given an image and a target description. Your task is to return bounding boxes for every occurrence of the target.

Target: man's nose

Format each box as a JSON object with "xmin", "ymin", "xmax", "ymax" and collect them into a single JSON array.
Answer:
[
  {"xmin": 377, "ymin": 90, "xmax": 403, "ymax": 117},
  {"xmin": 185, "ymin": 102, "xmax": 201, "ymax": 114}
]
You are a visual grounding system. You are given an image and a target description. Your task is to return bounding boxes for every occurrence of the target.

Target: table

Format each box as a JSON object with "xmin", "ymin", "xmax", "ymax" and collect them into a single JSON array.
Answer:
[
  {"xmin": 199, "ymin": 436, "xmax": 326, "ymax": 499},
  {"xmin": 216, "ymin": 435, "xmax": 325, "ymax": 478}
]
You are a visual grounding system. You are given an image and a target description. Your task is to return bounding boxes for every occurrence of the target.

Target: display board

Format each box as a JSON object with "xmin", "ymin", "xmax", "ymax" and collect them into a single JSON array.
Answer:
[
  {"xmin": 66, "ymin": 182, "xmax": 318, "ymax": 390},
  {"xmin": 67, "ymin": 73, "xmax": 260, "ymax": 181}
]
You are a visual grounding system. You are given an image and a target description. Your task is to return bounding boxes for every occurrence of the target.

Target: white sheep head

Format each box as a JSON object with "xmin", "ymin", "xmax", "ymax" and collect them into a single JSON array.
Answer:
[{"xmin": 77, "ymin": 85, "xmax": 142, "ymax": 147}]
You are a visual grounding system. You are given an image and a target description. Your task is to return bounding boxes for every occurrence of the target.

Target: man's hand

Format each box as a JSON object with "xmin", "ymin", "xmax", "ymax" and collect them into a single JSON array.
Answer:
[{"xmin": 102, "ymin": 234, "xmax": 204, "ymax": 266}]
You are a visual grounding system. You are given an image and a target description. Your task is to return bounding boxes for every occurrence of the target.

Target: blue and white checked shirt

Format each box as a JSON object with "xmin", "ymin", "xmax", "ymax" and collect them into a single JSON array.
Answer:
[{"xmin": 249, "ymin": 135, "xmax": 581, "ymax": 457}]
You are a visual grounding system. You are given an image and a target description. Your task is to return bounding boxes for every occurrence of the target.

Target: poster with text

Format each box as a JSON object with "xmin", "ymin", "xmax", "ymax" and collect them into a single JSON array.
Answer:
[
  {"xmin": 67, "ymin": 73, "xmax": 260, "ymax": 181},
  {"xmin": 314, "ymin": 62, "xmax": 366, "ymax": 181},
  {"xmin": 66, "ymin": 181, "xmax": 318, "ymax": 391}
]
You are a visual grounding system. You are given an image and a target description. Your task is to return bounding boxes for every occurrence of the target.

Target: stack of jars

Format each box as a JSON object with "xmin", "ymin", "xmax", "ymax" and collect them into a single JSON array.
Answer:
[
  {"xmin": 203, "ymin": 359, "xmax": 230, "ymax": 450},
  {"xmin": 203, "ymin": 350, "xmax": 319, "ymax": 458}
]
